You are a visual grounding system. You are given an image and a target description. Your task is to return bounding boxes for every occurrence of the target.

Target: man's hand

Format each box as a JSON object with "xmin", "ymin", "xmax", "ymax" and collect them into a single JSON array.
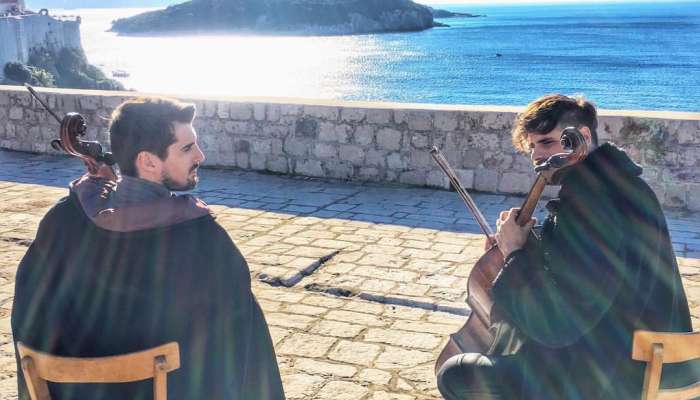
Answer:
[{"xmin": 495, "ymin": 208, "xmax": 536, "ymax": 258}]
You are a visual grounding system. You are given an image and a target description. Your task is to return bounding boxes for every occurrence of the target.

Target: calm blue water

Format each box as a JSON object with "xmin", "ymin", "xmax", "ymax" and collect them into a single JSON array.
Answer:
[
  {"xmin": 78, "ymin": 2, "xmax": 700, "ymax": 112},
  {"xmin": 345, "ymin": 1, "xmax": 700, "ymax": 111}
]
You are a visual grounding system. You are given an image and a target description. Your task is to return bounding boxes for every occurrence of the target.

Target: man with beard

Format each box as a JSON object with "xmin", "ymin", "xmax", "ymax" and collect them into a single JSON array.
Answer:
[
  {"xmin": 12, "ymin": 97, "xmax": 285, "ymax": 399},
  {"xmin": 436, "ymin": 94, "xmax": 693, "ymax": 399}
]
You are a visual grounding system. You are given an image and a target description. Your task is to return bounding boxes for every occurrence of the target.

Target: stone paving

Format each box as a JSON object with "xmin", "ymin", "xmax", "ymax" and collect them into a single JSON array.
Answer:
[{"xmin": 0, "ymin": 149, "xmax": 698, "ymax": 400}]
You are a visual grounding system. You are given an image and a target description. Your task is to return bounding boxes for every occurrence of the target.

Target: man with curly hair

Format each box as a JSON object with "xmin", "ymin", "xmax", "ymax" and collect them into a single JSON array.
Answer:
[{"xmin": 437, "ymin": 94, "xmax": 693, "ymax": 399}]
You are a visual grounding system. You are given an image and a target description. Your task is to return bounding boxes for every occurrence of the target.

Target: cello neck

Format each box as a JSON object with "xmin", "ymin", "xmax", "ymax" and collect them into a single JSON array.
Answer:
[{"xmin": 515, "ymin": 174, "xmax": 546, "ymax": 227}]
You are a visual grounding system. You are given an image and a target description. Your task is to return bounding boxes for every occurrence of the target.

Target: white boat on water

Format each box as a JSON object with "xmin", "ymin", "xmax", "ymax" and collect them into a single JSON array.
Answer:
[{"xmin": 112, "ymin": 69, "xmax": 130, "ymax": 78}]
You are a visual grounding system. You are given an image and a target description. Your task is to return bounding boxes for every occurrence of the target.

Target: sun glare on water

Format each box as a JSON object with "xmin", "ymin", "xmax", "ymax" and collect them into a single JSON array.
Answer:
[{"xmin": 76, "ymin": 8, "xmax": 389, "ymax": 99}]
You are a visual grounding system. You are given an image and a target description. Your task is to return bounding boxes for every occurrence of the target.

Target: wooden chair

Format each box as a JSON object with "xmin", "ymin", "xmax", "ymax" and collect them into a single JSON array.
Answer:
[
  {"xmin": 16, "ymin": 341, "xmax": 180, "ymax": 400},
  {"xmin": 632, "ymin": 330, "xmax": 700, "ymax": 400}
]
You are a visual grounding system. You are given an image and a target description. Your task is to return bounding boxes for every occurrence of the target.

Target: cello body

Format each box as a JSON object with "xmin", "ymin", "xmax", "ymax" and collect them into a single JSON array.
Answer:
[{"xmin": 434, "ymin": 245, "xmax": 504, "ymax": 371}]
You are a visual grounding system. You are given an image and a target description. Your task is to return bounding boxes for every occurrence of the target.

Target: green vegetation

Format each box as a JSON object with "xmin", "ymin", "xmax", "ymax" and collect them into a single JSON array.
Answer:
[{"xmin": 2, "ymin": 47, "xmax": 124, "ymax": 91}]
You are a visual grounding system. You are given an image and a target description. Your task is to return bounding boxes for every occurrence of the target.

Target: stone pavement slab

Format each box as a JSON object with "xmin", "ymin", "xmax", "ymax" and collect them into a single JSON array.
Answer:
[{"xmin": 0, "ymin": 149, "xmax": 699, "ymax": 400}]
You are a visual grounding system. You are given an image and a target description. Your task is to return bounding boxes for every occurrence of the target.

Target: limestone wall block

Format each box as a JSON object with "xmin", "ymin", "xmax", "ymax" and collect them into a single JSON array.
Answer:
[
  {"xmin": 482, "ymin": 152, "xmax": 514, "ymax": 170},
  {"xmin": 377, "ymin": 128, "xmax": 402, "ymax": 151},
  {"xmin": 664, "ymin": 183, "xmax": 688, "ymax": 209},
  {"xmin": 359, "ymin": 167, "xmax": 380, "ymax": 179},
  {"xmin": 253, "ymin": 104, "xmax": 266, "ymax": 121},
  {"xmin": 319, "ymin": 123, "xmax": 350, "ymax": 143},
  {"xmin": 196, "ymin": 101, "xmax": 215, "ymax": 118},
  {"xmin": 16, "ymin": 92, "xmax": 33, "ymax": 107},
  {"xmin": 387, "ymin": 152, "xmax": 405, "ymax": 170},
  {"xmin": 224, "ymin": 121, "xmax": 253, "ymax": 135},
  {"xmin": 236, "ymin": 152, "xmax": 250, "ymax": 169},
  {"xmin": 498, "ymin": 172, "xmax": 534, "ymax": 194},
  {"xmin": 215, "ymin": 136, "xmax": 233, "ymax": 153},
  {"xmin": 366, "ymin": 109, "xmax": 392, "ymax": 125},
  {"xmin": 284, "ymin": 137, "xmax": 310, "ymax": 157},
  {"xmin": 434, "ymin": 111, "xmax": 458, "ymax": 131},
  {"xmin": 677, "ymin": 120, "xmax": 700, "ymax": 144},
  {"xmin": 394, "ymin": 109, "xmax": 409, "ymax": 125},
  {"xmin": 266, "ymin": 104, "xmax": 281, "ymax": 122},
  {"xmin": 294, "ymin": 117, "xmax": 319, "ymax": 139},
  {"xmin": 461, "ymin": 148, "xmax": 482, "ymax": 169},
  {"xmin": 365, "ymin": 149, "xmax": 387, "ymax": 168},
  {"xmin": 469, "ymin": 132, "xmax": 500, "ymax": 150},
  {"xmin": 427, "ymin": 169, "xmax": 449, "ymax": 189},
  {"xmin": 9, "ymin": 107, "xmax": 22, "ymax": 120},
  {"xmin": 305, "ymin": 105, "xmax": 338, "ymax": 121},
  {"xmin": 481, "ymin": 112, "xmax": 511, "ymax": 130},
  {"xmin": 474, "ymin": 168, "xmax": 499, "ymax": 192},
  {"xmin": 270, "ymin": 138, "xmax": 284, "ymax": 155},
  {"xmin": 338, "ymin": 145, "xmax": 365, "ymax": 165},
  {"xmin": 406, "ymin": 111, "xmax": 433, "ymax": 131},
  {"xmin": 251, "ymin": 139, "xmax": 272, "ymax": 155},
  {"xmin": 686, "ymin": 183, "xmax": 700, "ymax": 211},
  {"xmin": 0, "ymin": 92, "xmax": 9, "ymax": 105},
  {"xmin": 295, "ymin": 159, "xmax": 324, "ymax": 177},
  {"xmin": 280, "ymin": 104, "xmax": 303, "ymax": 116},
  {"xmin": 354, "ymin": 125, "xmax": 375, "ymax": 146},
  {"xmin": 216, "ymin": 102, "xmax": 230, "ymax": 119},
  {"xmin": 599, "ymin": 116, "xmax": 623, "ymax": 143},
  {"xmin": 229, "ymin": 103, "xmax": 252, "ymax": 120},
  {"xmin": 341, "ymin": 108, "xmax": 366, "ymax": 122},
  {"xmin": 399, "ymin": 170, "xmax": 427, "ymax": 186},
  {"xmin": 411, "ymin": 133, "xmax": 430, "ymax": 149},
  {"xmin": 250, "ymin": 154, "xmax": 266, "ymax": 170},
  {"xmin": 455, "ymin": 169, "xmax": 474, "ymax": 189},
  {"xmin": 314, "ymin": 142, "xmax": 338, "ymax": 159},
  {"xmin": 262, "ymin": 124, "xmax": 291, "ymax": 139},
  {"xmin": 4, "ymin": 124, "xmax": 15, "ymax": 138},
  {"xmin": 324, "ymin": 161, "xmax": 353, "ymax": 179},
  {"xmin": 267, "ymin": 157, "xmax": 289, "ymax": 173},
  {"xmin": 409, "ymin": 150, "xmax": 434, "ymax": 169}
]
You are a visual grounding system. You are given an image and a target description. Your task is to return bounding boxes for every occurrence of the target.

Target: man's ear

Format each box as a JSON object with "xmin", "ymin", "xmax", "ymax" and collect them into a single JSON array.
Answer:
[
  {"xmin": 134, "ymin": 151, "xmax": 162, "ymax": 178},
  {"xmin": 579, "ymin": 126, "xmax": 593, "ymax": 147}
]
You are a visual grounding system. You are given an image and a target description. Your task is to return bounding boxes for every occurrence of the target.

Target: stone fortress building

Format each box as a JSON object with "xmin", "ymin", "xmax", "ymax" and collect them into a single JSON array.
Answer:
[
  {"xmin": 0, "ymin": 0, "xmax": 81, "ymax": 82},
  {"xmin": 0, "ymin": 0, "xmax": 25, "ymax": 15}
]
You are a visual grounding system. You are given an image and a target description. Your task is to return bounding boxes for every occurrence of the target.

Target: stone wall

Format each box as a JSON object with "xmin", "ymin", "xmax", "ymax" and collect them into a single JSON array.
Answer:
[
  {"xmin": 0, "ymin": 13, "xmax": 81, "ymax": 81},
  {"xmin": 1, "ymin": 85, "xmax": 699, "ymax": 210}
]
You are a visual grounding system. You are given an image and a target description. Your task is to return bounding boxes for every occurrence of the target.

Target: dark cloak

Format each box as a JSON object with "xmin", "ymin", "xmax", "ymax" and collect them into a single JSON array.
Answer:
[
  {"xmin": 12, "ymin": 176, "xmax": 285, "ymax": 399},
  {"xmin": 490, "ymin": 143, "xmax": 694, "ymax": 399}
]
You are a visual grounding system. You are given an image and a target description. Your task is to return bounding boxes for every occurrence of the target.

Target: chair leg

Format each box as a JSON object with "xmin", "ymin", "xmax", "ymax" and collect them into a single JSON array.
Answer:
[
  {"xmin": 641, "ymin": 343, "xmax": 664, "ymax": 400},
  {"xmin": 153, "ymin": 355, "xmax": 168, "ymax": 400},
  {"xmin": 21, "ymin": 357, "xmax": 51, "ymax": 400}
]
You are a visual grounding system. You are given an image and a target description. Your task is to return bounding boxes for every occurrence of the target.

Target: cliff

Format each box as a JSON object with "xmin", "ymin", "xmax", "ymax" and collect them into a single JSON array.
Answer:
[{"xmin": 111, "ymin": 0, "xmax": 438, "ymax": 35}]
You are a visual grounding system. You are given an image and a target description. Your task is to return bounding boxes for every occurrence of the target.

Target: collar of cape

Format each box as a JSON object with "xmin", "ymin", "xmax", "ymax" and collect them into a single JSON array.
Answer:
[{"xmin": 70, "ymin": 173, "xmax": 212, "ymax": 233}]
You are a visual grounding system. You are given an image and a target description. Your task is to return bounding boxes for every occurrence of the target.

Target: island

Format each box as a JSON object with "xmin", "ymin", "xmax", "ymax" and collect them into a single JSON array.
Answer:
[{"xmin": 111, "ymin": 0, "xmax": 478, "ymax": 36}]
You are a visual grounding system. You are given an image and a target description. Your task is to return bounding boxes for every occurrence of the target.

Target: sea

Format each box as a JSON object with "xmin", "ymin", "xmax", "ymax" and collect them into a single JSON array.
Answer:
[{"xmin": 59, "ymin": 1, "xmax": 700, "ymax": 112}]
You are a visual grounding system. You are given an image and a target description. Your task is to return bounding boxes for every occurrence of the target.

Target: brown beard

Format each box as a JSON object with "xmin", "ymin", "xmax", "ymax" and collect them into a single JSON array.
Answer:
[{"xmin": 162, "ymin": 169, "xmax": 198, "ymax": 191}]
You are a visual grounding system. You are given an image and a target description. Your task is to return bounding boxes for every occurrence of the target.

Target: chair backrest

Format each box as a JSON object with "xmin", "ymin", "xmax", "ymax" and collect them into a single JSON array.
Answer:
[
  {"xmin": 16, "ymin": 341, "xmax": 180, "ymax": 400},
  {"xmin": 631, "ymin": 330, "xmax": 700, "ymax": 400}
]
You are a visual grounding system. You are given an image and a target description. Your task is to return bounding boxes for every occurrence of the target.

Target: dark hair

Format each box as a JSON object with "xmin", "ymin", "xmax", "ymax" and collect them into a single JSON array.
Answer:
[
  {"xmin": 512, "ymin": 94, "xmax": 598, "ymax": 153},
  {"xmin": 109, "ymin": 97, "xmax": 196, "ymax": 176}
]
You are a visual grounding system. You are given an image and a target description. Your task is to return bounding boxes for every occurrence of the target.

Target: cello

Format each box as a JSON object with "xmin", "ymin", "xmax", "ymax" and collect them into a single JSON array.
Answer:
[
  {"xmin": 430, "ymin": 127, "xmax": 588, "ymax": 374},
  {"xmin": 25, "ymin": 84, "xmax": 116, "ymax": 180}
]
